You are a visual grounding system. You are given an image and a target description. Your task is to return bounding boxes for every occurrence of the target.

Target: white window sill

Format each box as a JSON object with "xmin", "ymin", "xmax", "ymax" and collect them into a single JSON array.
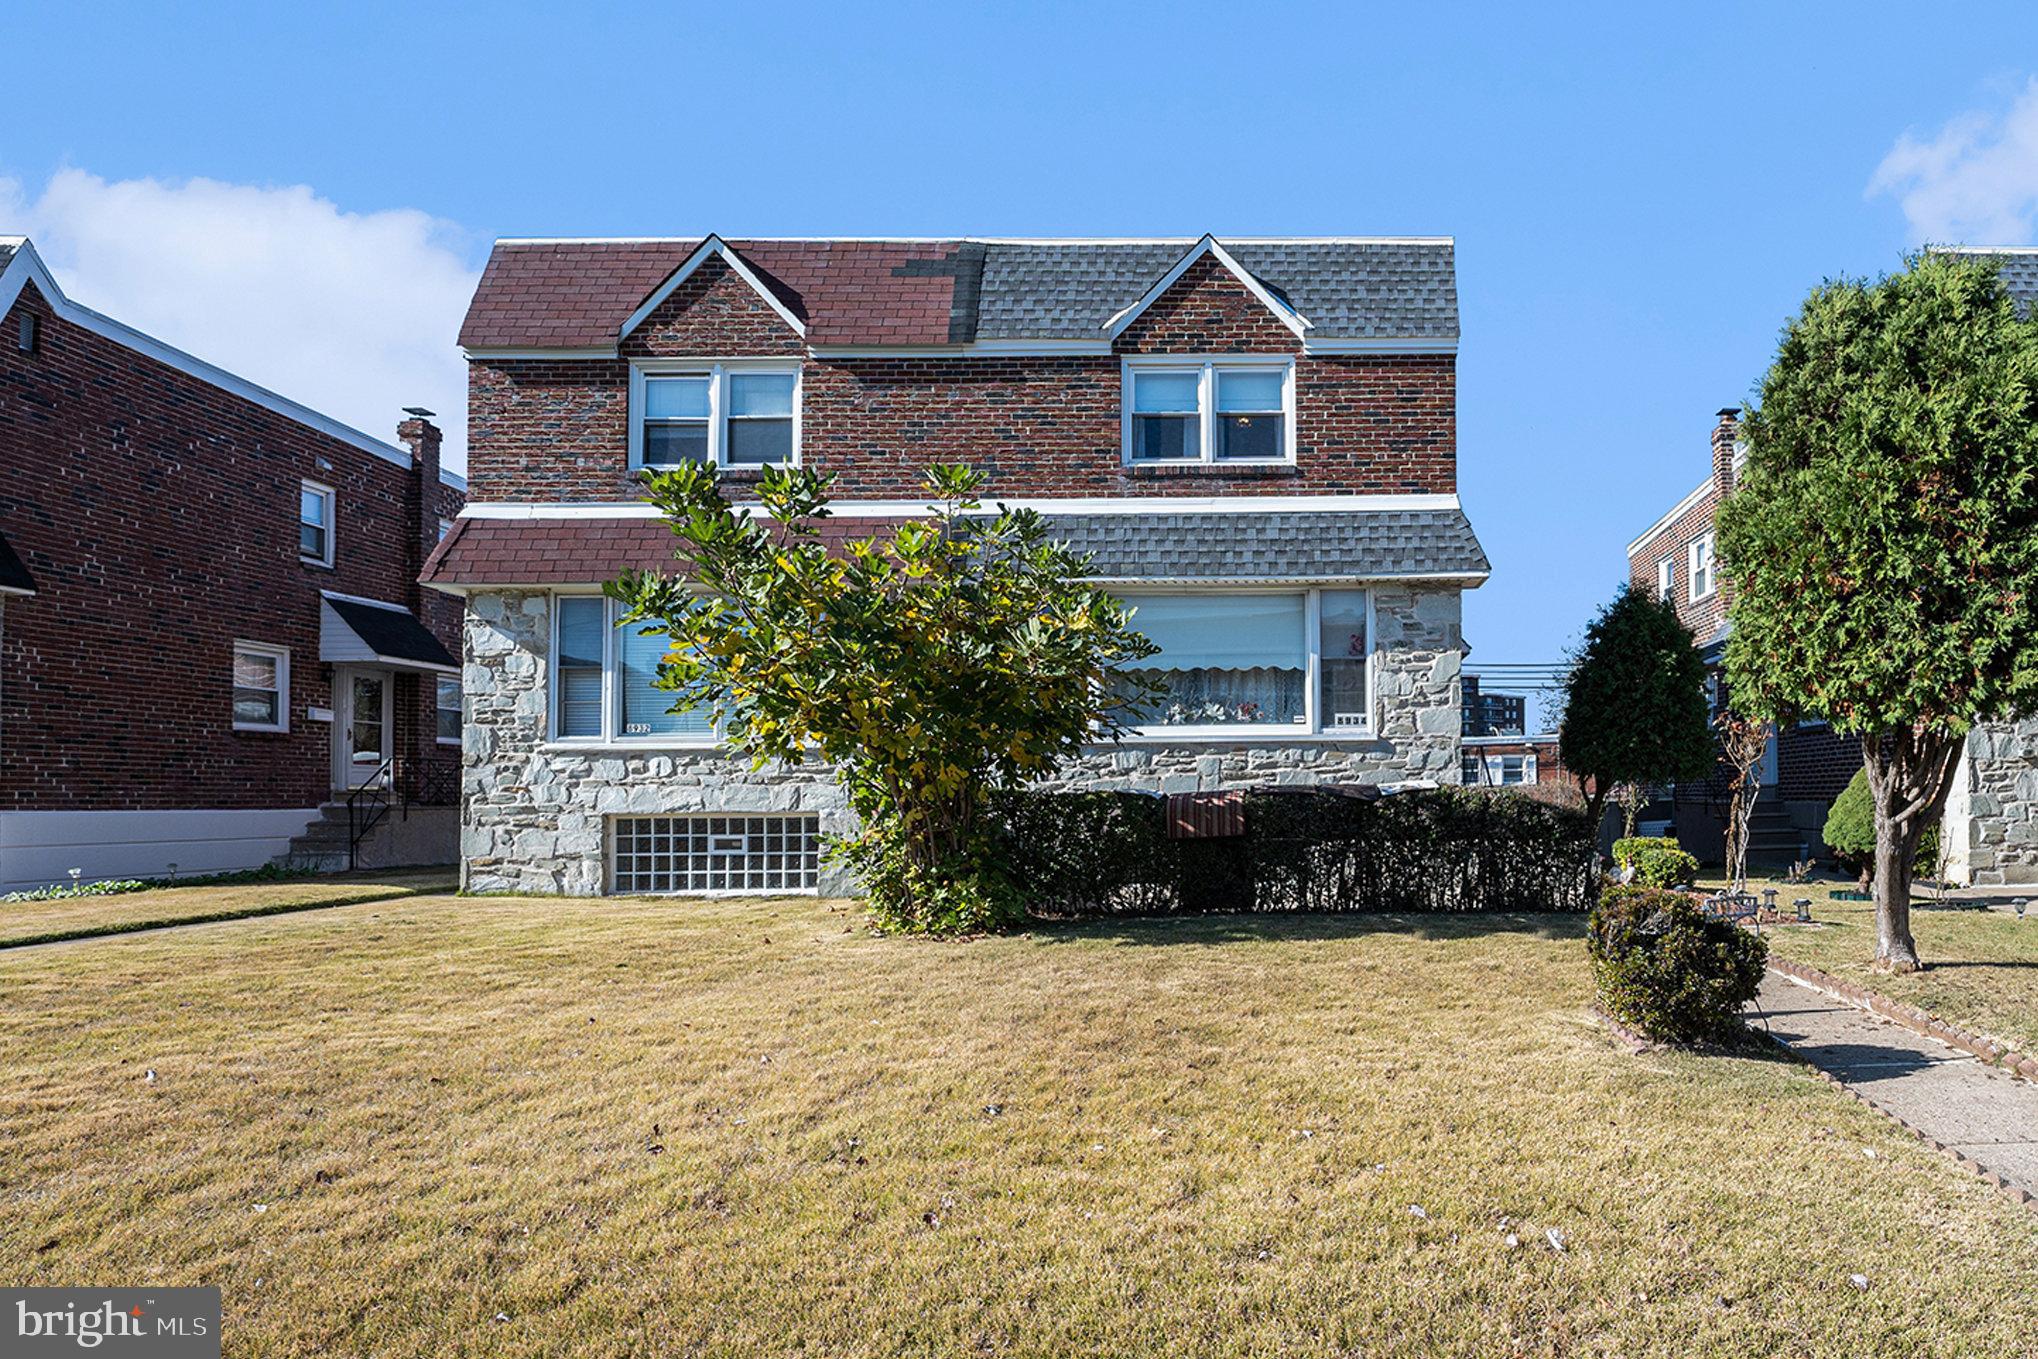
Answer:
[
  {"xmin": 299, "ymin": 557, "xmax": 334, "ymax": 569},
  {"xmin": 232, "ymin": 723, "xmax": 289, "ymax": 735},
  {"xmin": 1119, "ymin": 728, "xmax": 1377, "ymax": 745},
  {"xmin": 543, "ymin": 740, "xmax": 725, "ymax": 753},
  {"xmin": 436, "ymin": 737, "xmax": 463, "ymax": 747}
]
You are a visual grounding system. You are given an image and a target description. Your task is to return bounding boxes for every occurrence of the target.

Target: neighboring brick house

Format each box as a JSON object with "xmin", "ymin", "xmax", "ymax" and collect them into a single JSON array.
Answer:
[
  {"xmin": 427, "ymin": 233, "xmax": 1489, "ymax": 895},
  {"xmin": 1624, "ymin": 409, "xmax": 1859, "ymax": 862},
  {"xmin": 0, "ymin": 236, "xmax": 466, "ymax": 891}
]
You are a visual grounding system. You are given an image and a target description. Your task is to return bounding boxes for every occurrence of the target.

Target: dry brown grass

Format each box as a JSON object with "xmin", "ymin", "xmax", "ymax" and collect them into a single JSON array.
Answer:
[
  {"xmin": 1, "ymin": 893, "xmax": 2034, "ymax": 1357},
  {"xmin": 0, "ymin": 867, "xmax": 453, "ymax": 947},
  {"xmin": 1727, "ymin": 876, "xmax": 2038, "ymax": 1055}
]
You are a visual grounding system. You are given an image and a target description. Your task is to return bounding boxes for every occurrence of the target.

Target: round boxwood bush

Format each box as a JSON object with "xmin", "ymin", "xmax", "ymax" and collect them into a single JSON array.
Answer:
[
  {"xmin": 1824, "ymin": 769, "xmax": 1941, "ymax": 887},
  {"xmin": 1587, "ymin": 884, "xmax": 1767, "ymax": 1044},
  {"xmin": 1611, "ymin": 836, "xmax": 1700, "ymax": 889}
]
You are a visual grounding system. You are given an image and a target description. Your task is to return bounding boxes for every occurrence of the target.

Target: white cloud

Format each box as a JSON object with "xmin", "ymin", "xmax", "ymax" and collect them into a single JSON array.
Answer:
[
  {"xmin": 1870, "ymin": 78, "xmax": 2038, "ymax": 244},
  {"xmin": 0, "ymin": 169, "xmax": 479, "ymax": 470}
]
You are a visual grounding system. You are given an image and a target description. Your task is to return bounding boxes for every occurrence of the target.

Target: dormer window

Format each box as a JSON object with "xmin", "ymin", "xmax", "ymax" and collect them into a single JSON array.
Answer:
[
  {"xmin": 1124, "ymin": 358, "xmax": 1294, "ymax": 466},
  {"xmin": 631, "ymin": 364, "xmax": 800, "ymax": 471}
]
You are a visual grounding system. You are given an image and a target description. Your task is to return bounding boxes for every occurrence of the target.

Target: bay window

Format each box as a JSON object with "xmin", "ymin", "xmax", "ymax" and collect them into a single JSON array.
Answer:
[
  {"xmin": 632, "ymin": 364, "xmax": 799, "ymax": 471},
  {"xmin": 551, "ymin": 594, "xmax": 718, "ymax": 744},
  {"xmin": 1117, "ymin": 589, "xmax": 1370, "ymax": 736},
  {"xmin": 1125, "ymin": 359, "xmax": 1294, "ymax": 465}
]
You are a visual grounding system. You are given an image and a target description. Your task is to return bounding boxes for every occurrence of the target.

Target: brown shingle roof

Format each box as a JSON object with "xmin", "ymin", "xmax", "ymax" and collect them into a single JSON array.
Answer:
[{"xmin": 457, "ymin": 239, "xmax": 969, "ymax": 349}]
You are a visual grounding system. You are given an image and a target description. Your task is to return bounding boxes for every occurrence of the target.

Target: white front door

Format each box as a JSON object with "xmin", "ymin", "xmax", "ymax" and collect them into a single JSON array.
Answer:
[{"xmin": 334, "ymin": 667, "xmax": 392, "ymax": 790}]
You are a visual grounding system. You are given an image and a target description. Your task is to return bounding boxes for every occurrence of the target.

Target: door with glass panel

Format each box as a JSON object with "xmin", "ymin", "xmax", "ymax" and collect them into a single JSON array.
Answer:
[{"xmin": 333, "ymin": 667, "xmax": 392, "ymax": 788}]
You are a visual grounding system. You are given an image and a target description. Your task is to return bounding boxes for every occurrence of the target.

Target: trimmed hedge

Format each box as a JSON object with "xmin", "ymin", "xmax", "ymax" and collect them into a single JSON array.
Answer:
[
  {"xmin": 1588, "ymin": 884, "xmax": 1767, "ymax": 1043},
  {"xmin": 991, "ymin": 787, "xmax": 1596, "ymax": 917},
  {"xmin": 1611, "ymin": 836, "xmax": 1700, "ymax": 889}
]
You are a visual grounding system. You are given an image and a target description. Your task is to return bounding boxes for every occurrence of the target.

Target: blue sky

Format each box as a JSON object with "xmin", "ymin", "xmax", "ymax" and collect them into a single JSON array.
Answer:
[{"xmin": 7, "ymin": 1, "xmax": 2038, "ymax": 722}]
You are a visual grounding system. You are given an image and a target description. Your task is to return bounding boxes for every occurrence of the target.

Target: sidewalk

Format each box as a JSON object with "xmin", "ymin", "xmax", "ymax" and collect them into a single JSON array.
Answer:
[{"xmin": 1753, "ymin": 971, "xmax": 2038, "ymax": 1201}]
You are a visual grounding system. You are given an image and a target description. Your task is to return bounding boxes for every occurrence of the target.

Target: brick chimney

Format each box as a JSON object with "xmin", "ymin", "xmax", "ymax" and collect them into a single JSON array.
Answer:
[
  {"xmin": 1711, "ymin": 407, "xmax": 1740, "ymax": 500},
  {"xmin": 397, "ymin": 410, "xmax": 443, "ymax": 609}
]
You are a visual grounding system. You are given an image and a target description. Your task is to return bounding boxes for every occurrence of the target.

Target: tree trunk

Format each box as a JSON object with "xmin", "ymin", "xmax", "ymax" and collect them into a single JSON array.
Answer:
[{"xmin": 1860, "ymin": 727, "xmax": 1963, "ymax": 973}]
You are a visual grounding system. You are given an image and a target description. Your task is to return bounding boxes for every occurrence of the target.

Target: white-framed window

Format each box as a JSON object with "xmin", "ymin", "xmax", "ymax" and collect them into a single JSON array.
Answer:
[
  {"xmin": 299, "ymin": 480, "xmax": 335, "ymax": 566},
  {"xmin": 1655, "ymin": 556, "xmax": 1674, "ymax": 601},
  {"xmin": 1115, "ymin": 588, "xmax": 1371, "ymax": 738},
  {"xmin": 1688, "ymin": 533, "xmax": 1716, "ymax": 600},
  {"xmin": 628, "ymin": 362, "xmax": 800, "ymax": 471},
  {"xmin": 437, "ymin": 517, "xmax": 454, "ymax": 543},
  {"xmin": 1465, "ymin": 750, "xmax": 1539, "ymax": 786},
  {"xmin": 435, "ymin": 677, "xmax": 463, "ymax": 745},
  {"xmin": 550, "ymin": 594, "xmax": 720, "ymax": 745},
  {"xmin": 231, "ymin": 641, "xmax": 290, "ymax": 733},
  {"xmin": 1122, "ymin": 357, "xmax": 1296, "ymax": 466}
]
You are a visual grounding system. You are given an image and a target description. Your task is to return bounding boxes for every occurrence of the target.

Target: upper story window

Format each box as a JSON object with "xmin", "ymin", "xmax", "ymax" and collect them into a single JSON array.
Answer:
[
  {"xmin": 232, "ymin": 641, "xmax": 290, "ymax": 733},
  {"xmin": 551, "ymin": 594, "xmax": 719, "ymax": 745},
  {"xmin": 1688, "ymin": 533, "xmax": 1716, "ymax": 600},
  {"xmin": 631, "ymin": 364, "xmax": 799, "ymax": 472},
  {"xmin": 299, "ymin": 480, "xmax": 335, "ymax": 566},
  {"xmin": 1124, "ymin": 358, "xmax": 1295, "ymax": 466},
  {"xmin": 1114, "ymin": 588, "xmax": 1369, "ymax": 737},
  {"xmin": 437, "ymin": 517, "xmax": 454, "ymax": 543},
  {"xmin": 1655, "ymin": 556, "xmax": 1674, "ymax": 601}
]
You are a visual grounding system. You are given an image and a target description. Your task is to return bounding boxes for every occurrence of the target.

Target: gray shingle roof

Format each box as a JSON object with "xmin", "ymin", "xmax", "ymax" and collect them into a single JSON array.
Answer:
[
  {"xmin": 1046, "ymin": 507, "xmax": 1488, "ymax": 582},
  {"xmin": 1994, "ymin": 252, "xmax": 2038, "ymax": 315},
  {"xmin": 970, "ymin": 240, "xmax": 1458, "ymax": 341}
]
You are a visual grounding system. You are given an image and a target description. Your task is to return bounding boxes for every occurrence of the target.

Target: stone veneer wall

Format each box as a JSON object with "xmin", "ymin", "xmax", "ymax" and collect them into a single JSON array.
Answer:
[
  {"xmin": 1943, "ymin": 719, "xmax": 2038, "ymax": 886},
  {"xmin": 460, "ymin": 585, "xmax": 1463, "ymax": 896}
]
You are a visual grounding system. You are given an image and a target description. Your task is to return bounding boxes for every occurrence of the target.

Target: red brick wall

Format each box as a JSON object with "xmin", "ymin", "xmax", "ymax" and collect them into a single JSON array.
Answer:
[
  {"xmin": 1778, "ymin": 723, "xmax": 1862, "ymax": 805},
  {"xmin": 465, "ymin": 255, "xmax": 1457, "ymax": 502},
  {"xmin": 0, "ymin": 279, "xmax": 464, "ymax": 813},
  {"xmin": 1625, "ymin": 482, "xmax": 1726, "ymax": 641}
]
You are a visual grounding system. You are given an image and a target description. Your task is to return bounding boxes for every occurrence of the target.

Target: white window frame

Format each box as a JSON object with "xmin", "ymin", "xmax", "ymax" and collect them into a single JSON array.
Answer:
[
  {"xmin": 231, "ymin": 640, "xmax": 291, "ymax": 734},
  {"xmin": 435, "ymin": 676, "xmax": 463, "ymax": 746},
  {"xmin": 1688, "ymin": 532, "xmax": 1716, "ymax": 601},
  {"xmin": 627, "ymin": 360, "xmax": 802, "ymax": 472},
  {"xmin": 548, "ymin": 592, "xmax": 721, "ymax": 748},
  {"xmin": 1655, "ymin": 556, "xmax": 1674, "ymax": 602},
  {"xmin": 1119, "ymin": 587, "xmax": 1373, "ymax": 741},
  {"xmin": 299, "ymin": 479, "xmax": 335, "ymax": 568},
  {"xmin": 437, "ymin": 517, "xmax": 454, "ymax": 544},
  {"xmin": 1120, "ymin": 356, "xmax": 1297, "ymax": 467}
]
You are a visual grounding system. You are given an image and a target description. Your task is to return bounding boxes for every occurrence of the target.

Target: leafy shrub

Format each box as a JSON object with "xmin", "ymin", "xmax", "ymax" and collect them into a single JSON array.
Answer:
[
  {"xmin": 992, "ymin": 787, "xmax": 1596, "ymax": 918},
  {"xmin": 1611, "ymin": 836, "xmax": 1699, "ymax": 889},
  {"xmin": 1587, "ymin": 884, "xmax": 1767, "ymax": 1043},
  {"xmin": 1824, "ymin": 769, "xmax": 1940, "ymax": 885}
]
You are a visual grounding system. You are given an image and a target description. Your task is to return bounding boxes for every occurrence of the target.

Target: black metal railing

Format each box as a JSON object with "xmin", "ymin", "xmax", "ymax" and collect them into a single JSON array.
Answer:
[{"xmin": 345, "ymin": 757, "xmax": 395, "ymax": 871}]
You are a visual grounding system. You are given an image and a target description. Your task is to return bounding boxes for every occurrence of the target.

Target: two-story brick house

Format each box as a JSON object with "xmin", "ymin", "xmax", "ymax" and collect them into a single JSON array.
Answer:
[
  {"xmin": 427, "ymin": 234, "xmax": 1488, "ymax": 896},
  {"xmin": 0, "ymin": 236, "xmax": 466, "ymax": 891}
]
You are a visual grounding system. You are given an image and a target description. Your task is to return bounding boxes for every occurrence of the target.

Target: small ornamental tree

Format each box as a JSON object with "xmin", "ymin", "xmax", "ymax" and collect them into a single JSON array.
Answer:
[
  {"xmin": 1719, "ymin": 251, "xmax": 2038, "ymax": 970},
  {"xmin": 607, "ymin": 462, "xmax": 1160, "ymax": 935},
  {"xmin": 1558, "ymin": 585, "xmax": 1716, "ymax": 834}
]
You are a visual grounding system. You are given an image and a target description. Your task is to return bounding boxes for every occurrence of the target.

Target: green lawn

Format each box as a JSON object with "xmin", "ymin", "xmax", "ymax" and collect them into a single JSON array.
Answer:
[
  {"xmin": 1, "ymin": 893, "xmax": 2033, "ymax": 1357},
  {"xmin": 0, "ymin": 867, "xmax": 454, "ymax": 947},
  {"xmin": 1723, "ymin": 876, "xmax": 2038, "ymax": 1056}
]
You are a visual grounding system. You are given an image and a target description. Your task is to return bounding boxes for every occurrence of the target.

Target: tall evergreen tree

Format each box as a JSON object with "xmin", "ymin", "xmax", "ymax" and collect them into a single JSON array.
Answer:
[
  {"xmin": 1559, "ymin": 585, "xmax": 1715, "ymax": 834},
  {"xmin": 1718, "ymin": 251, "xmax": 2038, "ymax": 970}
]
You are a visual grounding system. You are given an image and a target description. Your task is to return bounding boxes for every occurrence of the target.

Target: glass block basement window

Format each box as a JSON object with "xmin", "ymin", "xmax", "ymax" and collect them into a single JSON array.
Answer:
[{"xmin": 612, "ymin": 815, "xmax": 821, "ymax": 894}]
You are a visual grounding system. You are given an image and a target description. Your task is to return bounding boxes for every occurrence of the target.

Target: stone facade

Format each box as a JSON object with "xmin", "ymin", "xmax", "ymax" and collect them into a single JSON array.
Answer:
[
  {"xmin": 459, "ymin": 584, "xmax": 1464, "ymax": 896},
  {"xmin": 1943, "ymin": 719, "xmax": 2038, "ymax": 886}
]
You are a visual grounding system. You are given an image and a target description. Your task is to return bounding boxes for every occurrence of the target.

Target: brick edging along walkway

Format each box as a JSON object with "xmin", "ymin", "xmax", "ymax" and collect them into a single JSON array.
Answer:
[{"xmin": 1765, "ymin": 956, "xmax": 2038, "ymax": 1082}]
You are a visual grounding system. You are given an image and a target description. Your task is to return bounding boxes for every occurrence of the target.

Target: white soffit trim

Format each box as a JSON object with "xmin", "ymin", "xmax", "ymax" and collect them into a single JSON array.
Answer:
[
  {"xmin": 464, "ymin": 345, "xmax": 620, "ymax": 360},
  {"xmin": 1304, "ymin": 337, "xmax": 1458, "ymax": 355},
  {"xmin": 1625, "ymin": 476, "xmax": 1714, "ymax": 558},
  {"xmin": 619, "ymin": 234, "xmax": 807, "ymax": 339},
  {"xmin": 1088, "ymin": 571, "xmax": 1491, "ymax": 586},
  {"xmin": 461, "ymin": 492, "xmax": 1465, "ymax": 519},
  {"xmin": 1102, "ymin": 234, "xmax": 1313, "ymax": 340},
  {"xmin": 0, "ymin": 240, "xmax": 414, "ymax": 471},
  {"xmin": 495, "ymin": 234, "xmax": 1458, "ymax": 246}
]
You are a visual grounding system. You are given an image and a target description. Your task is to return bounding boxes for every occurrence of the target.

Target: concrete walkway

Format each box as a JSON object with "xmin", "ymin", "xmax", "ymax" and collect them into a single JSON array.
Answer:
[{"xmin": 1753, "ymin": 971, "xmax": 2038, "ymax": 1200}]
